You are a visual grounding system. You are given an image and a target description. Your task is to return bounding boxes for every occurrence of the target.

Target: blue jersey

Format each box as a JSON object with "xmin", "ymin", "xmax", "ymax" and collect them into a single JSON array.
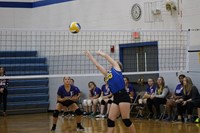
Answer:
[
  {"xmin": 101, "ymin": 84, "xmax": 111, "ymax": 96},
  {"xmin": 57, "ymin": 85, "xmax": 77, "ymax": 98},
  {"xmin": 175, "ymin": 84, "xmax": 183, "ymax": 96},
  {"xmin": 105, "ymin": 67, "xmax": 125, "ymax": 94}
]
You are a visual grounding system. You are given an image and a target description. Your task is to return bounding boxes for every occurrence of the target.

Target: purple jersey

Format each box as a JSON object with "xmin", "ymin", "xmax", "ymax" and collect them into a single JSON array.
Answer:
[
  {"xmin": 73, "ymin": 85, "xmax": 81, "ymax": 96},
  {"xmin": 57, "ymin": 85, "xmax": 77, "ymax": 98},
  {"xmin": 146, "ymin": 85, "xmax": 156, "ymax": 94},
  {"xmin": 101, "ymin": 84, "xmax": 111, "ymax": 96},
  {"xmin": 125, "ymin": 84, "xmax": 136, "ymax": 99},
  {"xmin": 90, "ymin": 87, "xmax": 101, "ymax": 97},
  {"xmin": 175, "ymin": 84, "xmax": 183, "ymax": 96}
]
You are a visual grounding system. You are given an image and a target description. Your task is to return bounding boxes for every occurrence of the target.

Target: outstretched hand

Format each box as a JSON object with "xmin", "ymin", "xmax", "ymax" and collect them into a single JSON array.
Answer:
[
  {"xmin": 84, "ymin": 50, "xmax": 91, "ymax": 57},
  {"xmin": 96, "ymin": 49, "xmax": 106, "ymax": 56}
]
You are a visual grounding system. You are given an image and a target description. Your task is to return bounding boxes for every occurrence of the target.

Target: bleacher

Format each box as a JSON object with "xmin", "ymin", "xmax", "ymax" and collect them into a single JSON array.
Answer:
[{"xmin": 0, "ymin": 51, "xmax": 49, "ymax": 115}]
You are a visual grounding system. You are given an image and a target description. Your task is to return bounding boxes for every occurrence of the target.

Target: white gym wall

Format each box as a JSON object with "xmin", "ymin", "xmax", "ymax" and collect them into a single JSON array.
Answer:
[{"xmin": 0, "ymin": 0, "xmax": 199, "ymax": 110}]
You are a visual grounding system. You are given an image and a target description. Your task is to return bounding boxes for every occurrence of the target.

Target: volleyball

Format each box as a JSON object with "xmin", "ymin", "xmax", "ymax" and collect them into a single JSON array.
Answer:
[{"xmin": 69, "ymin": 22, "xmax": 81, "ymax": 33}]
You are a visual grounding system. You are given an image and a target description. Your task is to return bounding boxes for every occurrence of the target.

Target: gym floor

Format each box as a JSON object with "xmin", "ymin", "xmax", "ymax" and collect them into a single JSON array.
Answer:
[{"xmin": 0, "ymin": 113, "xmax": 199, "ymax": 133}]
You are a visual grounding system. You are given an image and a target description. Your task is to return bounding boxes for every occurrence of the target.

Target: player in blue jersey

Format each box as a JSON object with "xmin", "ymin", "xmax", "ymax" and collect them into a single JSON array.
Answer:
[
  {"xmin": 51, "ymin": 76, "xmax": 84, "ymax": 132},
  {"xmin": 85, "ymin": 50, "xmax": 136, "ymax": 133}
]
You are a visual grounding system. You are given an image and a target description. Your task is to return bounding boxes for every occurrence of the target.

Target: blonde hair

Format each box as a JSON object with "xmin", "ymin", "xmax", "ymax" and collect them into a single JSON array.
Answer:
[
  {"xmin": 183, "ymin": 77, "xmax": 193, "ymax": 95},
  {"xmin": 117, "ymin": 61, "xmax": 123, "ymax": 70},
  {"xmin": 157, "ymin": 76, "xmax": 165, "ymax": 95}
]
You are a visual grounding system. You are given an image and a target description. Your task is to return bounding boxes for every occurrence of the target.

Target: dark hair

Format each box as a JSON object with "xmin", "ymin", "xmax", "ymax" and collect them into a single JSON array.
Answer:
[
  {"xmin": 124, "ymin": 77, "xmax": 129, "ymax": 82},
  {"xmin": 71, "ymin": 78, "xmax": 74, "ymax": 83},
  {"xmin": 88, "ymin": 81, "xmax": 96, "ymax": 88},
  {"xmin": 0, "ymin": 66, "xmax": 5, "ymax": 75},
  {"xmin": 179, "ymin": 74, "xmax": 186, "ymax": 78}
]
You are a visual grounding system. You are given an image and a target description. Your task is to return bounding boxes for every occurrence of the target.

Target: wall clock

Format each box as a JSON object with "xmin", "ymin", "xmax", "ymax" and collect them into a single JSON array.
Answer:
[{"xmin": 131, "ymin": 3, "xmax": 142, "ymax": 21}]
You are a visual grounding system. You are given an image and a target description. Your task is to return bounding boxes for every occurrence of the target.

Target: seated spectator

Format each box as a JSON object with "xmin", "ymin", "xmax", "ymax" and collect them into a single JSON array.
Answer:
[
  {"xmin": 147, "ymin": 76, "xmax": 169, "ymax": 119},
  {"xmin": 137, "ymin": 78, "xmax": 156, "ymax": 118},
  {"xmin": 176, "ymin": 76, "xmax": 200, "ymax": 123},
  {"xmin": 165, "ymin": 74, "xmax": 185, "ymax": 121},
  {"xmin": 124, "ymin": 77, "xmax": 136, "ymax": 102},
  {"xmin": 96, "ymin": 78, "xmax": 112, "ymax": 118},
  {"xmin": 82, "ymin": 81, "xmax": 101, "ymax": 116}
]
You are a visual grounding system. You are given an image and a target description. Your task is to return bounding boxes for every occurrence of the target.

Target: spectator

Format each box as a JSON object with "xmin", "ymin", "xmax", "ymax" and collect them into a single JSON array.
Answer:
[
  {"xmin": 0, "ymin": 66, "xmax": 8, "ymax": 116},
  {"xmin": 147, "ymin": 76, "xmax": 169, "ymax": 119},
  {"xmin": 165, "ymin": 74, "xmax": 185, "ymax": 121},
  {"xmin": 176, "ymin": 76, "xmax": 200, "ymax": 123}
]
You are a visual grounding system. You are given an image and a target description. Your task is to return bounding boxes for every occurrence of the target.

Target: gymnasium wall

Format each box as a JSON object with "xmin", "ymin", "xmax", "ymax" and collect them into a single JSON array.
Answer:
[{"xmin": 0, "ymin": 0, "xmax": 200, "ymax": 110}]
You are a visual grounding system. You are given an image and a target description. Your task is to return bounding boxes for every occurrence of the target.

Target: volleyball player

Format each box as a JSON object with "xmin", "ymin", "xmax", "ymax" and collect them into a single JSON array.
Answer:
[
  {"xmin": 62, "ymin": 78, "xmax": 81, "ymax": 117},
  {"xmin": 0, "ymin": 66, "xmax": 8, "ymax": 116},
  {"xmin": 51, "ymin": 76, "xmax": 84, "ymax": 132},
  {"xmin": 85, "ymin": 50, "xmax": 136, "ymax": 133}
]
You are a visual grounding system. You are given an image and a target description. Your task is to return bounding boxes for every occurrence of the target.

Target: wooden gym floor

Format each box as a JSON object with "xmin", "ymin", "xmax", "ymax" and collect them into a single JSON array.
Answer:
[{"xmin": 0, "ymin": 113, "xmax": 199, "ymax": 133}]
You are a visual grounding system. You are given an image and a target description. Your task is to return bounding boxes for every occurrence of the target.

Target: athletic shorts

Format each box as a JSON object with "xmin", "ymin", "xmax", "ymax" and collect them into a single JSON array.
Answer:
[
  {"xmin": 57, "ymin": 100, "xmax": 75, "ymax": 107},
  {"xmin": 113, "ymin": 89, "xmax": 131, "ymax": 105}
]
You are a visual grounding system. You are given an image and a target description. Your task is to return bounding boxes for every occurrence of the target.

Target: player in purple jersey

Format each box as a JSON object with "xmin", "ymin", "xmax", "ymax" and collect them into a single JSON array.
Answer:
[
  {"xmin": 96, "ymin": 78, "xmax": 112, "ymax": 118},
  {"xmin": 82, "ymin": 81, "xmax": 101, "ymax": 116},
  {"xmin": 137, "ymin": 78, "xmax": 156, "ymax": 118},
  {"xmin": 124, "ymin": 77, "xmax": 136, "ymax": 102},
  {"xmin": 51, "ymin": 76, "xmax": 84, "ymax": 132},
  {"xmin": 62, "ymin": 78, "xmax": 81, "ymax": 117},
  {"xmin": 85, "ymin": 50, "xmax": 136, "ymax": 133}
]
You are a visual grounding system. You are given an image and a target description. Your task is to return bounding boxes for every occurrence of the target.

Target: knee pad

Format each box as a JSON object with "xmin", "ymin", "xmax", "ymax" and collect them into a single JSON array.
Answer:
[
  {"xmin": 107, "ymin": 118, "xmax": 115, "ymax": 127},
  {"xmin": 75, "ymin": 108, "xmax": 83, "ymax": 116},
  {"xmin": 122, "ymin": 119, "xmax": 132, "ymax": 127},
  {"xmin": 108, "ymin": 100, "xmax": 112, "ymax": 104},
  {"xmin": 101, "ymin": 100, "xmax": 106, "ymax": 105},
  {"xmin": 53, "ymin": 110, "xmax": 59, "ymax": 118}
]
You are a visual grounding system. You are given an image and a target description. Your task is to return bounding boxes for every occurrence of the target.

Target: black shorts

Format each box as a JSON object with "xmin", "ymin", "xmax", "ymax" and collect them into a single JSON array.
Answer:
[
  {"xmin": 113, "ymin": 89, "xmax": 131, "ymax": 105},
  {"xmin": 58, "ymin": 100, "xmax": 75, "ymax": 107}
]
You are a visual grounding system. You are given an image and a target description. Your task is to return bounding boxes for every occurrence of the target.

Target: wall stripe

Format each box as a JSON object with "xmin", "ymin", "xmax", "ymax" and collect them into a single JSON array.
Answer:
[{"xmin": 0, "ymin": 0, "xmax": 74, "ymax": 8}]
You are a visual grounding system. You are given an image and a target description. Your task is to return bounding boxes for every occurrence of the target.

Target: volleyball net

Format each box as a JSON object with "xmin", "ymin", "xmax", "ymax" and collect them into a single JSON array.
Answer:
[{"xmin": 0, "ymin": 29, "xmax": 189, "ymax": 79}]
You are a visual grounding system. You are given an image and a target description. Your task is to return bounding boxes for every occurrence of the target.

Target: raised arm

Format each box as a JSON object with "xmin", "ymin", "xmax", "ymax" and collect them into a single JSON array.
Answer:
[
  {"xmin": 85, "ymin": 51, "xmax": 107, "ymax": 76},
  {"xmin": 96, "ymin": 50, "xmax": 121, "ymax": 71}
]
